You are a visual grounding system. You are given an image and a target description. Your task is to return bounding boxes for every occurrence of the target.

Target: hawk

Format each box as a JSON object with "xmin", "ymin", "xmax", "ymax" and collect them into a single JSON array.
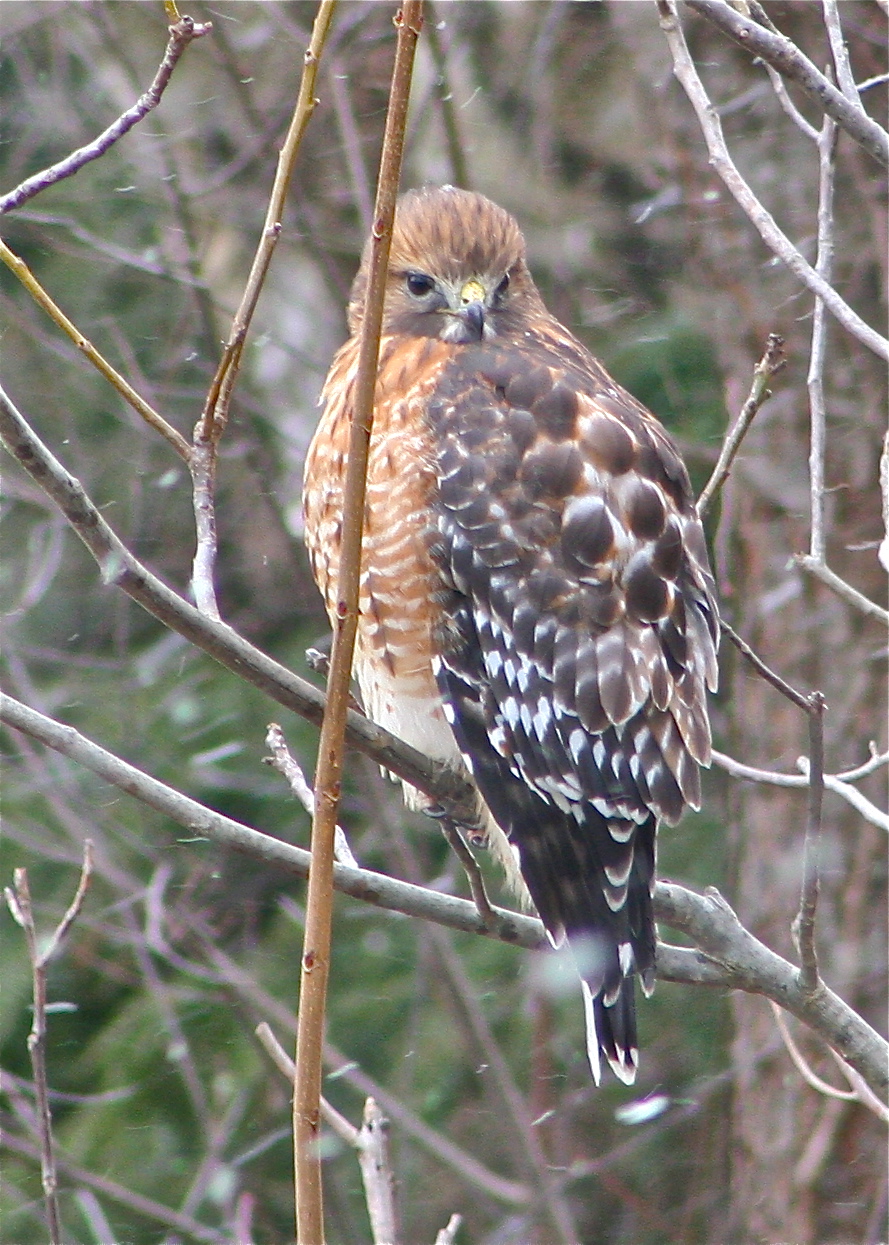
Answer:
[{"xmin": 304, "ymin": 186, "xmax": 719, "ymax": 1084}]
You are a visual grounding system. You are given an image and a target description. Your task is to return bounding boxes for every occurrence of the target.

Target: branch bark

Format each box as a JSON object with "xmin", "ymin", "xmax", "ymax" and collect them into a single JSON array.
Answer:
[
  {"xmin": 682, "ymin": 0, "xmax": 889, "ymax": 167},
  {"xmin": 3, "ymin": 691, "xmax": 885, "ymax": 1100},
  {"xmin": 294, "ymin": 7, "xmax": 422, "ymax": 1240}
]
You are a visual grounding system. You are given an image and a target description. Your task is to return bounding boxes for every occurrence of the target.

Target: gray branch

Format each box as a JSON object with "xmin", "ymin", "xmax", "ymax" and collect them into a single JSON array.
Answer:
[
  {"xmin": 2, "ymin": 692, "xmax": 886, "ymax": 1100},
  {"xmin": 683, "ymin": 0, "xmax": 889, "ymax": 167}
]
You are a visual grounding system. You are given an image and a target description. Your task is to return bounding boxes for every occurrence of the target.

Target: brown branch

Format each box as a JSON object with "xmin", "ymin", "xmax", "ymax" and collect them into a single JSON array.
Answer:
[
  {"xmin": 188, "ymin": 0, "xmax": 337, "ymax": 623},
  {"xmin": 656, "ymin": 0, "xmax": 889, "ymax": 361},
  {"xmin": 0, "ymin": 242, "xmax": 191, "ymax": 462},
  {"xmin": 198, "ymin": 0, "xmax": 337, "ymax": 444},
  {"xmin": 4, "ymin": 841, "xmax": 93, "ymax": 1245},
  {"xmin": 0, "ymin": 17, "xmax": 212, "ymax": 216},
  {"xmin": 696, "ymin": 333, "xmax": 786, "ymax": 517},
  {"xmin": 2, "ymin": 691, "xmax": 885, "ymax": 1100},
  {"xmin": 682, "ymin": 0, "xmax": 889, "ymax": 167},
  {"xmin": 719, "ymin": 619, "xmax": 811, "ymax": 712},
  {"xmin": 294, "ymin": 6, "xmax": 422, "ymax": 1240}
]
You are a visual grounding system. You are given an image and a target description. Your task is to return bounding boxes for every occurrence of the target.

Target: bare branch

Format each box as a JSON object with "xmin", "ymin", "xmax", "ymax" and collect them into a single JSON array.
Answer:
[
  {"xmin": 198, "ymin": 0, "xmax": 337, "ymax": 443},
  {"xmin": 720, "ymin": 619, "xmax": 812, "ymax": 712},
  {"xmin": 434, "ymin": 1215, "xmax": 463, "ymax": 1245},
  {"xmin": 795, "ymin": 554, "xmax": 889, "ymax": 625},
  {"xmin": 188, "ymin": 437, "xmax": 221, "ymax": 620},
  {"xmin": 295, "ymin": 7, "xmax": 422, "ymax": 1239},
  {"xmin": 807, "ymin": 118, "xmax": 838, "ymax": 562},
  {"xmin": 0, "ymin": 17, "xmax": 212, "ymax": 216},
  {"xmin": 821, "ymin": 0, "xmax": 864, "ymax": 106},
  {"xmin": 0, "ymin": 382, "xmax": 476, "ymax": 816},
  {"xmin": 1, "ymin": 1132, "xmax": 226, "ymax": 1244},
  {"xmin": 0, "ymin": 242, "xmax": 191, "ymax": 461},
  {"xmin": 697, "ymin": 333, "xmax": 786, "ymax": 517},
  {"xmin": 356, "ymin": 1099, "xmax": 400, "ymax": 1245},
  {"xmin": 682, "ymin": 0, "xmax": 889, "ymax": 166},
  {"xmin": 881, "ymin": 430, "xmax": 889, "ymax": 574},
  {"xmin": 793, "ymin": 694, "xmax": 827, "ymax": 993},
  {"xmin": 265, "ymin": 723, "xmax": 357, "ymax": 866},
  {"xmin": 4, "ymin": 842, "xmax": 93, "ymax": 1245},
  {"xmin": 656, "ymin": 1, "xmax": 889, "ymax": 361},
  {"xmin": 712, "ymin": 748, "xmax": 889, "ymax": 834},
  {"xmin": 3, "ymin": 691, "xmax": 885, "ymax": 1099}
]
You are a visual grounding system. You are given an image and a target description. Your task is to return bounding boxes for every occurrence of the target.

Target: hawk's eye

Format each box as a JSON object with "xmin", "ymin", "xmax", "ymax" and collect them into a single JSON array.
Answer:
[
  {"xmin": 494, "ymin": 273, "xmax": 510, "ymax": 299},
  {"xmin": 406, "ymin": 272, "xmax": 436, "ymax": 298}
]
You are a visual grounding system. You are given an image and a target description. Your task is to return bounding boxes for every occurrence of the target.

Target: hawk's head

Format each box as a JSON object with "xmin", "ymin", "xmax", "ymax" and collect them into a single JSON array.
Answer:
[{"xmin": 349, "ymin": 186, "xmax": 549, "ymax": 343}]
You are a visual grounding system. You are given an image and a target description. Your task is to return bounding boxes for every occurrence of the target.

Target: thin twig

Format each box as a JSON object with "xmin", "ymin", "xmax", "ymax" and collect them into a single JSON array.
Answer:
[
  {"xmin": 880, "ymin": 430, "xmax": 889, "ymax": 574},
  {"xmin": 807, "ymin": 117, "xmax": 838, "ymax": 562},
  {"xmin": 1, "ymin": 1132, "xmax": 226, "ymax": 1244},
  {"xmin": 0, "ymin": 17, "xmax": 212, "ymax": 216},
  {"xmin": 822, "ymin": 0, "xmax": 862, "ymax": 106},
  {"xmin": 712, "ymin": 748, "xmax": 889, "ymax": 834},
  {"xmin": 0, "ymin": 242, "xmax": 191, "ymax": 461},
  {"xmin": 295, "ymin": 9, "xmax": 423, "ymax": 1240},
  {"xmin": 697, "ymin": 334, "xmax": 786, "ymax": 516},
  {"xmin": 0, "ymin": 382, "xmax": 476, "ymax": 816},
  {"xmin": 763, "ymin": 63, "xmax": 819, "ymax": 140},
  {"xmin": 794, "ymin": 554, "xmax": 889, "ymax": 625},
  {"xmin": 681, "ymin": 0, "xmax": 888, "ymax": 166},
  {"xmin": 257, "ymin": 1023, "xmax": 401, "ymax": 1242},
  {"xmin": 4, "ymin": 841, "xmax": 94, "ymax": 1245},
  {"xmin": 265, "ymin": 723, "xmax": 358, "ymax": 866},
  {"xmin": 656, "ymin": 0, "xmax": 889, "ymax": 361},
  {"xmin": 719, "ymin": 619, "xmax": 811, "ymax": 712},
  {"xmin": 771, "ymin": 1002, "xmax": 889, "ymax": 1123},
  {"xmin": 3, "ymin": 690, "xmax": 886, "ymax": 1099},
  {"xmin": 793, "ymin": 694, "xmax": 827, "ymax": 993},
  {"xmin": 771, "ymin": 1003, "xmax": 858, "ymax": 1100},
  {"xmin": 198, "ymin": 0, "xmax": 337, "ymax": 444},
  {"xmin": 188, "ymin": 0, "xmax": 337, "ymax": 623},
  {"xmin": 425, "ymin": 3, "xmax": 471, "ymax": 188}
]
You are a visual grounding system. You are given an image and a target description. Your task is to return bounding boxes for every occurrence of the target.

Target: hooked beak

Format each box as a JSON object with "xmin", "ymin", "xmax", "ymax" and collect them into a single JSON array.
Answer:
[{"xmin": 457, "ymin": 278, "xmax": 486, "ymax": 341}]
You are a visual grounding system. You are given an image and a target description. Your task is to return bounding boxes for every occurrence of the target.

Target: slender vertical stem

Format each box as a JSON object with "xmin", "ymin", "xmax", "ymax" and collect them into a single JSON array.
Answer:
[
  {"xmin": 807, "ymin": 117, "xmax": 838, "ymax": 561},
  {"xmin": 794, "ymin": 695, "xmax": 827, "ymax": 993},
  {"xmin": 293, "ymin": 5, "xmax": 423, "ymax": 1243}
]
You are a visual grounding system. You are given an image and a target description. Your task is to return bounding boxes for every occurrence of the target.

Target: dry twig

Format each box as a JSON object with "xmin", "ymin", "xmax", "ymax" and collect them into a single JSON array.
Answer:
[
  {"xmin": 294, "ymin": 7, "xmax": 423, "ymax": 1240},
  {"xmin": 0, "ymin": 17, "xmax": 212, "ymax": 216},
  {"xmin": 656, "ymin": 0, "xmax": 889, "ymax": 361},
  {"xmin": 4, "ymin": 841, "xmax": 94, "ymax": 1245},
  {"xmin": 2, "ymin": 691, "xmax": 885, "ymax": 1099},
  {"xmin": 697, "ymin": 333, "xmax": 786, "ymax": 517},
  {"xmin": 682, "ymin": 0, "xmax": 888, "ymax": 166}
]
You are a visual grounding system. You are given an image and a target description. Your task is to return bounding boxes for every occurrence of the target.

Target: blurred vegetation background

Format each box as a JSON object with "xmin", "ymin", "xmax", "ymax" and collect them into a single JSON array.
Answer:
[{"xmin": 1, "ymin": 3, "xmax": 886, "ymax": 1243}]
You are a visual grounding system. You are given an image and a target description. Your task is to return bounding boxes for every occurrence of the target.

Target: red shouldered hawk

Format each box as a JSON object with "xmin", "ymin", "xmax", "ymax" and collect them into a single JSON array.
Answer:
[{"xmin": 304, "ymin": 186, "xmax": 719, "ymax": 1084}]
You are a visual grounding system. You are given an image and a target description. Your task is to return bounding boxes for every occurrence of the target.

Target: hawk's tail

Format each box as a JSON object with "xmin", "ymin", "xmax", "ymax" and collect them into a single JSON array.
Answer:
[{"xmin": 580, "ymin": 967, "xmax": 639, "ymax": 1086}]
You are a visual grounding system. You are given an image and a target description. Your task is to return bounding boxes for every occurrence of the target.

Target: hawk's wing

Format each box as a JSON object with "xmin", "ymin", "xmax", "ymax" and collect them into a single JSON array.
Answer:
[{"xmin": 426, "ymin": 332, "xmax": 718, "ymax": 1082}]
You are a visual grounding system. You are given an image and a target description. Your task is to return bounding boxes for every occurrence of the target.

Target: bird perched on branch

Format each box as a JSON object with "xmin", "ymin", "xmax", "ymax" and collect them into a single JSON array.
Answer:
[{"xmin": 304, "ymin": 186, "xmax": 718, "ymax": 1084}]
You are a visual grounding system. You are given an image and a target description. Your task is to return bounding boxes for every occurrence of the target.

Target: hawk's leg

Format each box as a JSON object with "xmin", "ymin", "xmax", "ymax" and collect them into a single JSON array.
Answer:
[{"xmin": 425, "ymin": 805, "xmax": 496, "ymax": 928}]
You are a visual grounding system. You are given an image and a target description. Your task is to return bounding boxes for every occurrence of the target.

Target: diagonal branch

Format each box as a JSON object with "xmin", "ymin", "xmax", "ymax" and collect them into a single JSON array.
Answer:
[
  {"xmin": 656, "ymin": 0, "xmax": 889, "ymax": 361},
  {"xmin": 0, "ymin": 381, "xmax": 475, "ymax": 818},
  {"xmin": 682, "ymin": 0, "xmax": 889, "ymax": 167},
  {"xmin": 2, "ymin": 691, "xmax": 886, "ymax": 1101},
  {"xmin": 0, "ymin": 16, "xmax": 213, "ymax": 216}
]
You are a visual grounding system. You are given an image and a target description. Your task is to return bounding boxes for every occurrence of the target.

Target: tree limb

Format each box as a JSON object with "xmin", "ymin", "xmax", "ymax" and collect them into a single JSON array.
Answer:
[
  {"xmin": 2, "ymin": 691, "xmax": 885, "ymax": 1100},
  {"xmin": 682, "ymin": 0, "xmax": 889, "ymax": 167}
]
